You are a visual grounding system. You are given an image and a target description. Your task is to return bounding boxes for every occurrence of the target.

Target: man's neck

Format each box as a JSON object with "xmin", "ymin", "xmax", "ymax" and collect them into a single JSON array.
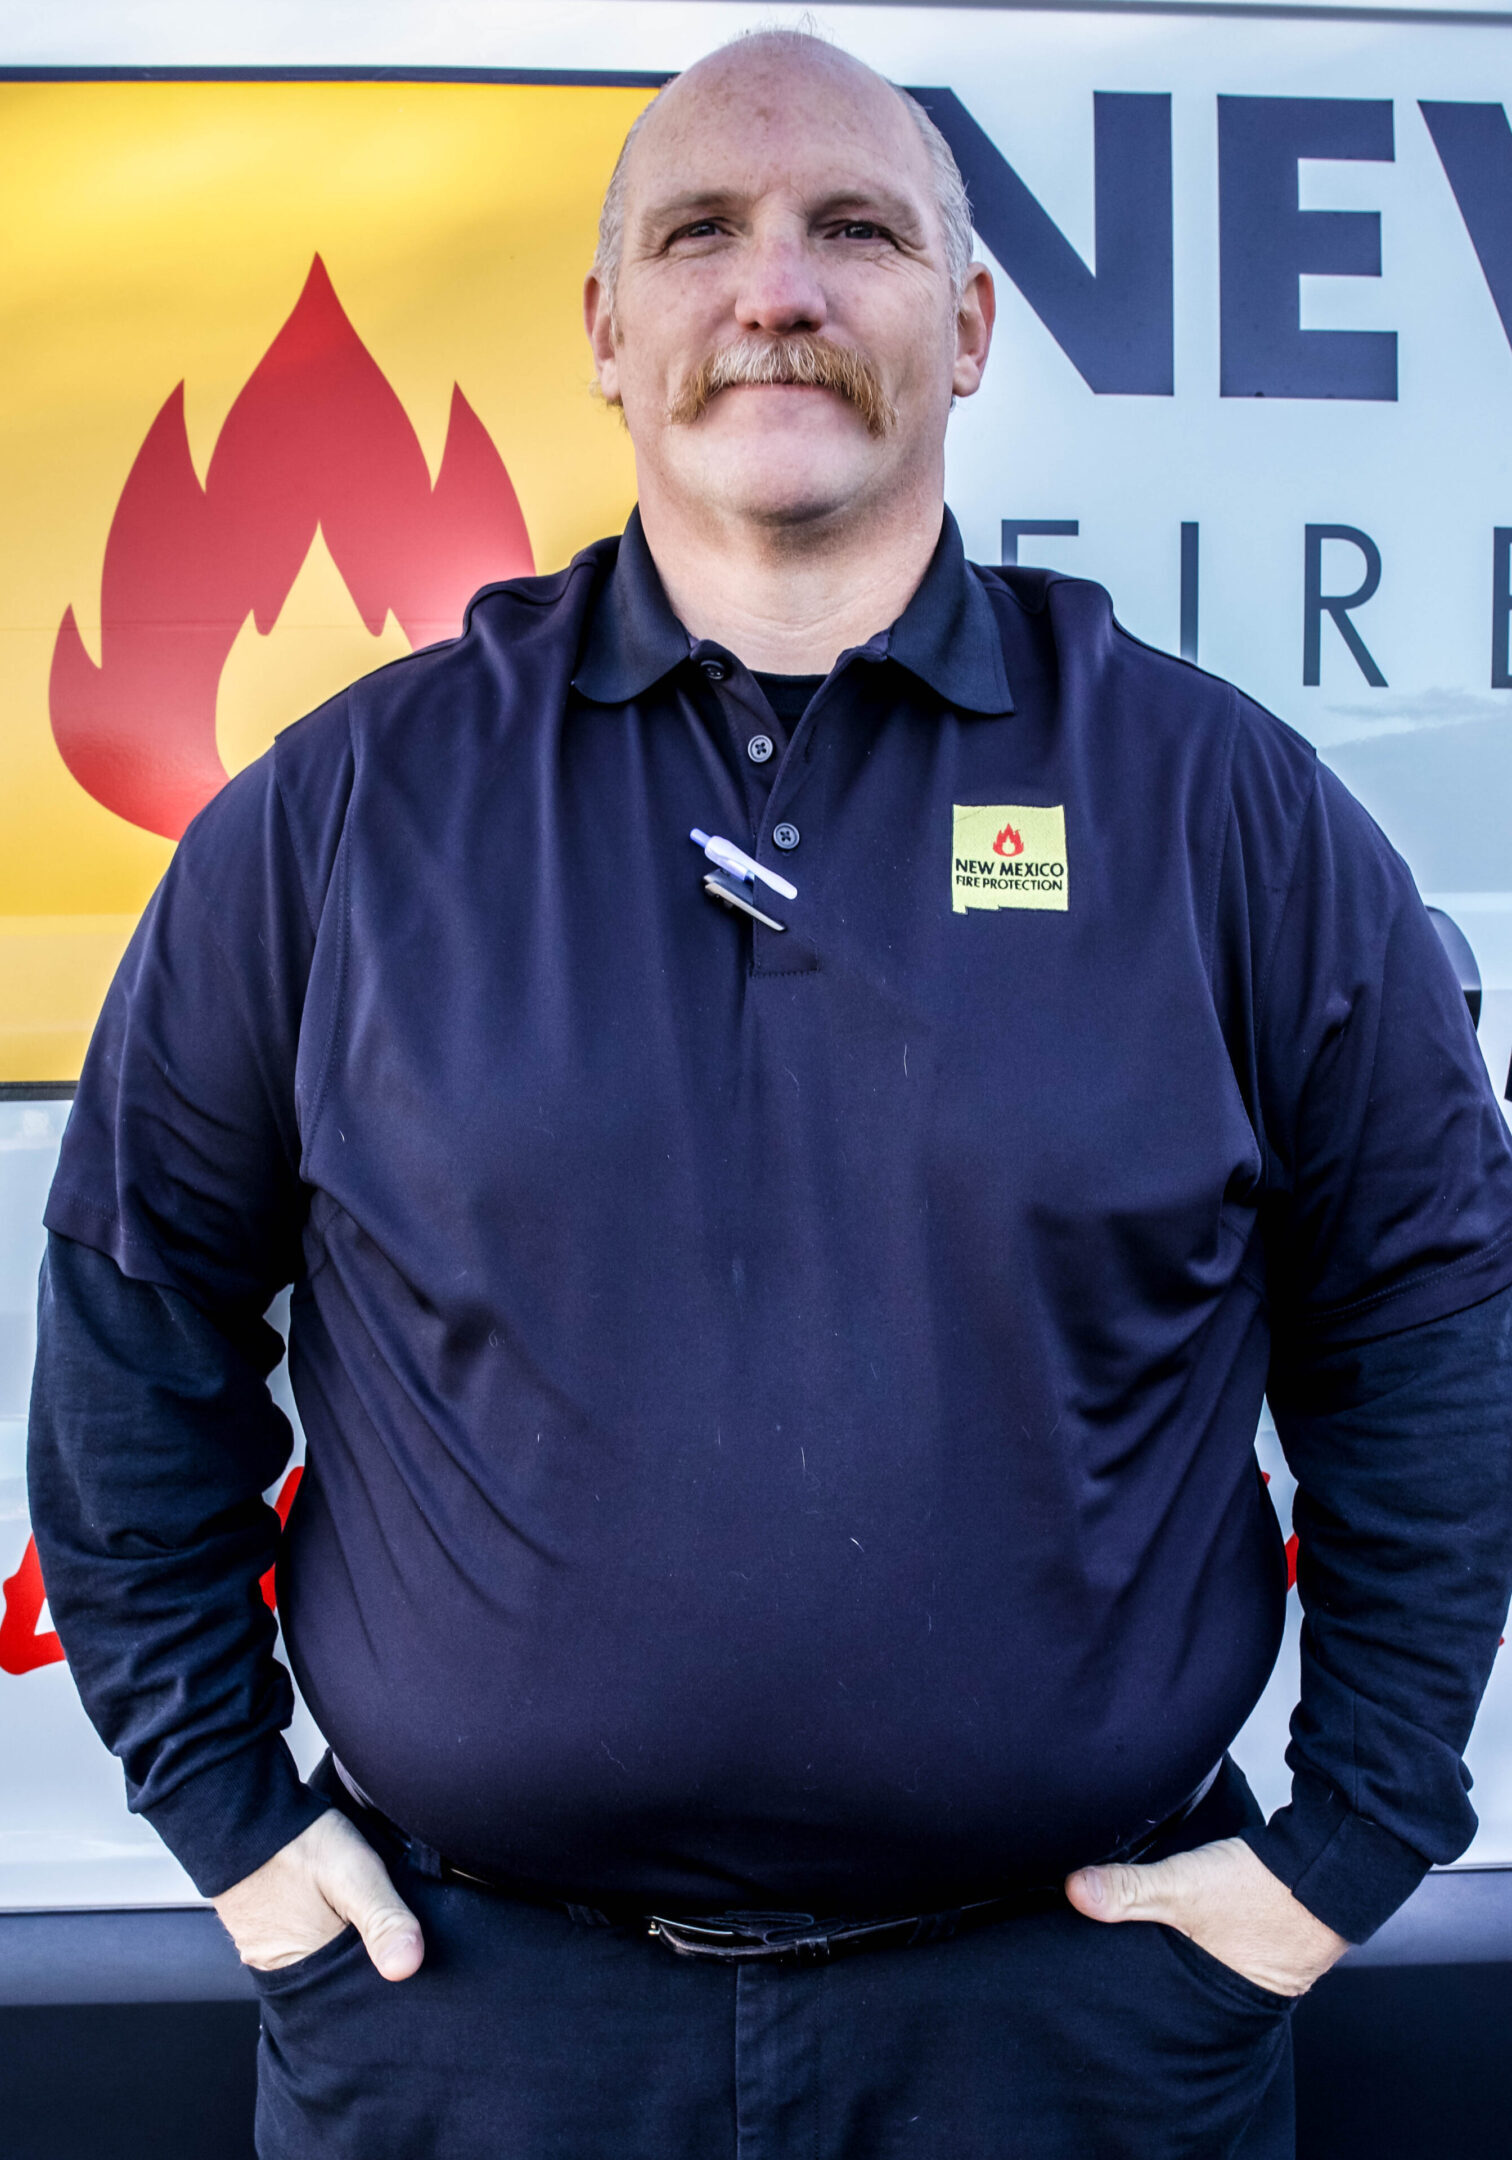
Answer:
[{"xmin": 636, "ymin": 481, "xmax": 946, "ymax": 675}]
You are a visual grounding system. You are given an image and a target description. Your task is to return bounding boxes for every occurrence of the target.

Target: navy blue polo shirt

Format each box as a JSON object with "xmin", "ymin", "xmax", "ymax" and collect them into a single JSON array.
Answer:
[{"xmin": 37, "ymin": 508, "xmax": 1512, "ymax": 1924}]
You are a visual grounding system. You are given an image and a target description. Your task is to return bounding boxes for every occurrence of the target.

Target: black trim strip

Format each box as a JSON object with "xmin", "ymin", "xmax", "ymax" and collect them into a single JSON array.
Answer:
[
  {"xmin": 0, "ymin": 1864, "xmax": 1505, "ymax": 2002},
  {"xmin": 1342, "ymin": 1865, "xmax": 1512, "ymax": 1968},
  {"xmin": 0, "ymin": 66, "xmax": 671, "ymax": 85},
  {"xmin": 0, "ymin": 1084, "xmax": 76, "ymax": 1101},
  {"xmin": 0, "ymin": 1909, "xmax": 253, "ymax": 2006}
]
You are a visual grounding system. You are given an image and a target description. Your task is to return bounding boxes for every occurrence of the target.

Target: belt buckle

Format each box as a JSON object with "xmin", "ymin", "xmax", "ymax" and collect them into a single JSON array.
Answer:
[{"xmin": 647, "ymin": 1911, "xmax": 832, "ymax": 1963}]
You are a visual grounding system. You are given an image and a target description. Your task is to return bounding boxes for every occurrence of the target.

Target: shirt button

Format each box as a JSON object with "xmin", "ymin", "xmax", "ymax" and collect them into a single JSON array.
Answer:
[
  {"xmin": 747, "ymin": 734, "xmax": 774, "ymax": 765},
  {"xmin": 773, "ymin": 822, "xmax": 801, "ymax": 851},
  {"xmin": 700, "ymin": 658, "xmax": 729, "ymax": 683}
]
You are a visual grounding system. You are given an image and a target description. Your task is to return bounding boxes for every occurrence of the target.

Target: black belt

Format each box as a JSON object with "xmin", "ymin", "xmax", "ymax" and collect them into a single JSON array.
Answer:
[
  {"xmin": 330, "ymin": 1756, "xmax": 1220, "ymax": 1969},
  {"xmin": 642, "ymin": 1887, "xmax": 1065, "ymax": 1965}
]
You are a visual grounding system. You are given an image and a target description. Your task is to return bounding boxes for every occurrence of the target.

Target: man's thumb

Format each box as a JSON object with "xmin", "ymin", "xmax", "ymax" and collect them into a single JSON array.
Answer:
[
  {"xmin": 324, "ymin": 1836, "xmax": 425, "ymax": 1981},
  {"xmin": 1065, "ymin": 1859, "xmax": 1164, "ymax": 1926}
]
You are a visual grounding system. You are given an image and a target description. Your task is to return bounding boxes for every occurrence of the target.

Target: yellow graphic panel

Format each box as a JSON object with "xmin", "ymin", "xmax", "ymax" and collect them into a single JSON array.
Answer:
[{"xmin": 0, "ymin": 79, "xmax": 650, "ymax": 1080}]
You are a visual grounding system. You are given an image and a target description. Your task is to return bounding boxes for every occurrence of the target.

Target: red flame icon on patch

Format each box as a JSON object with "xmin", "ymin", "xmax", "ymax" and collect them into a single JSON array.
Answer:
[
  {"xmin": 993, "ymin": 820, "xmax": 1024, "ymax": 859},
  {"xmin": 49, "ymin": 255, "xmax": 534, "ymax": 840}
]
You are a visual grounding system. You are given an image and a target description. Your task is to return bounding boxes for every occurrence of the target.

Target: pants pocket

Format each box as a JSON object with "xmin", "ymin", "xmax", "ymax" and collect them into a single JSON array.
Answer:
[
  {"xmin": 1156, "ymin": 1923, "xmax": 1297, "ymax": 2019},
  {"xmin": 247, "ymin": 1922, "xmax": 366, "ymax": 2001}
]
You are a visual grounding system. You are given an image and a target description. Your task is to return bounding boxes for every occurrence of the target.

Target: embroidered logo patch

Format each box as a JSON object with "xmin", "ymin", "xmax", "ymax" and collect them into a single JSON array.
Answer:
[{"xmin": 951, "ymin": 804, "xmax": 1067, "ymax": 913}]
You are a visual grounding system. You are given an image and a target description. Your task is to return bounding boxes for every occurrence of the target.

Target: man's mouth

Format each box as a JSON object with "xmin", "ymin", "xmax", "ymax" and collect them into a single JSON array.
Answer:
[{"xmin": 666, "ymin": 334, "xmax": 898, "ymax": 438}]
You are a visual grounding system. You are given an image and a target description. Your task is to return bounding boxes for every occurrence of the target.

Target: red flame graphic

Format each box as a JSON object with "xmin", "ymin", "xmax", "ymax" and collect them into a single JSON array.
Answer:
[
  {"xmin": 1259, "ymin": 1471, "xmax": 1300, "ymax": 1591},
  {"xmin": 0, "ymin": 1463, "xmax": 305, "ymax": 1679},
  {"xmin": 0, "ymin": 1537, "xmax": 65, "ymax": 1676},
  {"xmin": 993, "ymin": 821, "xmax": 1024, "ymax": 859},
  {"xmin": 259, "ymin": 1465, "xmax": 303, "ymax": 1611},
  {"xmin": 50, "ymin": 256, "xmax": 534, "ymax": 839}
]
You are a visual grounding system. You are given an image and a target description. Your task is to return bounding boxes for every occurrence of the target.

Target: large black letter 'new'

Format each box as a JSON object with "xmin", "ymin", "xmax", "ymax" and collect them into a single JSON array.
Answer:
[
  {"xmin": 912, "ymin": 89, "xmax": 1173, "ymax": 395},
  {"xmin": 1421, "ymin": 103, "xmax": 1512, "ymax": 356},
  {"xmin": 1219, "ymin": 98, "xmax": 1397, "ymax": 400}
]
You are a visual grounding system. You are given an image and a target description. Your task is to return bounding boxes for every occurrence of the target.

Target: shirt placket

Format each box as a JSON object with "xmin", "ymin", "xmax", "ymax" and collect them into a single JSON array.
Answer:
[
  {"xmin": 686, "ymin": 644, "xmax": 861, "ymax": 977},
  {"xmin": 689, "ymin": 648, "xmax": 789, "ymax": 837},
  {"xmin": 749, "ymin": 688, "xmax": 829, "ymax": 978}
]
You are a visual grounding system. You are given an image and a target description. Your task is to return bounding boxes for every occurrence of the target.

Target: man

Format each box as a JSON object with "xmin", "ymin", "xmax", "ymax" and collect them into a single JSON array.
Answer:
[{"xmin": 28, "ymin": 28, "xmax": 1512, "ymax": 2160}]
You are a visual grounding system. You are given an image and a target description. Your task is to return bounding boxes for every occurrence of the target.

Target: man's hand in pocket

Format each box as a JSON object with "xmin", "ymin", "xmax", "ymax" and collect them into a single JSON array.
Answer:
[
  {"xmin": 212, "ymin": 1808, "xmax": 425, "ymax": 1980},
  {"xmin": 1065, "ymin": 1835, "xmax": 1349, "ymax": 1997}
]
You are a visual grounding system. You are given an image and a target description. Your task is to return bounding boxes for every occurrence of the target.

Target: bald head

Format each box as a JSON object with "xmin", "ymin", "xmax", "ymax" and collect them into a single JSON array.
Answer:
[
  {"xmin": 580, "ymin": 25, "xmax": 994, "ymax": 595},
  {"xmin": 593, "ymin": 32, "xmax": 974, "ymax": 320}
]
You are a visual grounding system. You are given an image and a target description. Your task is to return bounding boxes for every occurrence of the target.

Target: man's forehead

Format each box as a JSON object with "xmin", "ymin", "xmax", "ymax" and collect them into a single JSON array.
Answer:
[{"xmin": 625, "ymin": 44, "xmax": 931, "ymax": 220}]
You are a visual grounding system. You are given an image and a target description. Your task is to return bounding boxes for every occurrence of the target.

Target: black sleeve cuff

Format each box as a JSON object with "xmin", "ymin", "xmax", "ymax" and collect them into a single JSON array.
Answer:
[
  {"xmin": 1239, "ymin": 1769, "xmax": 1433, "ymax": 1944},
  {"xmin": 137, "ymin": 1735, "xmax": 332, "ymax": 1900}
]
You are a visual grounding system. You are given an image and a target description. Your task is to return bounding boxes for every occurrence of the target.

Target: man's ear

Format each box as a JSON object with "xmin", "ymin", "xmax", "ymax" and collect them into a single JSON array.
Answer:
[
  {"xmin": 951, "ymin": 264, "xmax": 996, "ymax": 401},
  {"xmin": 583, "ymin": 273, "xmax": 622, "ymax": 407}
]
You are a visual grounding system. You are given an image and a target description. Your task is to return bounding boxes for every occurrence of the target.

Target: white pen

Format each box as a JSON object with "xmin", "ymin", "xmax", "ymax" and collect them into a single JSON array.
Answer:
[{"xmin": 690, "ymin": 829, "xmax": 798, "ymax": 901}]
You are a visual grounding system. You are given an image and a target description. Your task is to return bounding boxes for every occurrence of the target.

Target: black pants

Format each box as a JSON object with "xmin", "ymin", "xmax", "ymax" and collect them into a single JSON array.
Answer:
[{"xmin": 252, "ymin": 1759, "xmax": 1295, "ymax": 2159}]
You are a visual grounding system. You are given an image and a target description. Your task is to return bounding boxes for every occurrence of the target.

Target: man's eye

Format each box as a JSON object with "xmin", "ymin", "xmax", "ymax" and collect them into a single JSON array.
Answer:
[
  {"xmin": 835, "ymin": 221, "xmax": 893, "ymax": 244},
  {"xmin": 671, "ymin": 221, "xmax": 724, "ymax": 243}
]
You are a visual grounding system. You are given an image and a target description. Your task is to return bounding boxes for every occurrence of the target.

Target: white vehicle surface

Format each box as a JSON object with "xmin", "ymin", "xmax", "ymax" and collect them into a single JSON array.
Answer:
[{"xmin": 0, "ymin": 25, "xmax": 1507, "ymax": 2146}]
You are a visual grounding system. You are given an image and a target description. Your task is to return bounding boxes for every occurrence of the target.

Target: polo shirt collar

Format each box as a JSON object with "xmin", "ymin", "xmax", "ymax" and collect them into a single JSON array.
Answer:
[
  {"xmin": 573, "ymin": 503, "xmax": 1013, "ymax": 717},
  {"xmin": 883, "ymin": 508, "xmax": 1014, "ymax": 716},
  {"xmin": 572, "ymin": 508, "xmax": 692, "ymax": 705}
]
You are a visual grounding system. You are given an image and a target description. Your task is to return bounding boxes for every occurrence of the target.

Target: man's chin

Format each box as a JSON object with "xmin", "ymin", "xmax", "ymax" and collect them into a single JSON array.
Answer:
[
  {"xmin": 705, "ymin": 480, "xmax": 867, "ymax": 531},
  {"xmin": 672, "ymin": 442, "xmax": 884, "ymax": 529}
]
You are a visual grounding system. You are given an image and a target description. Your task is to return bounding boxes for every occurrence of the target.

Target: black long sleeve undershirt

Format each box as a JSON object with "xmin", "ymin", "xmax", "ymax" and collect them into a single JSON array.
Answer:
[
  {"xmin": 1240, "ymin": 1281, "xmax": 1512, "ymax": 1937},
  {"xmin": 27, "ymin": 1234, "xmax": 327, "ymax": 1895}
]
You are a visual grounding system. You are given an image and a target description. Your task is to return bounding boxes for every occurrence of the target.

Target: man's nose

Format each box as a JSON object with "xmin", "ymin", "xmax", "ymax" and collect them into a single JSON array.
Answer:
[{"xmin": 733, "ymin": 230, "xmax": 827, "ymax": 336}]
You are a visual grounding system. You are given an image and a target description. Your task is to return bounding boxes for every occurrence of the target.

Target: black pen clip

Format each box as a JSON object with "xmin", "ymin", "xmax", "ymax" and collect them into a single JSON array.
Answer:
[{"xmin": 702, "ymin": 869, "xmax": 787, "ymax": 933}]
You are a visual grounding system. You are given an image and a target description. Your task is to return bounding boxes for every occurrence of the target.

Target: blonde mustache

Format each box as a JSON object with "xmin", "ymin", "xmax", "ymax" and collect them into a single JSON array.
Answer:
[{"xmin": 666, "ymin": 335, "xmax": 898, "ymax": 439}]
